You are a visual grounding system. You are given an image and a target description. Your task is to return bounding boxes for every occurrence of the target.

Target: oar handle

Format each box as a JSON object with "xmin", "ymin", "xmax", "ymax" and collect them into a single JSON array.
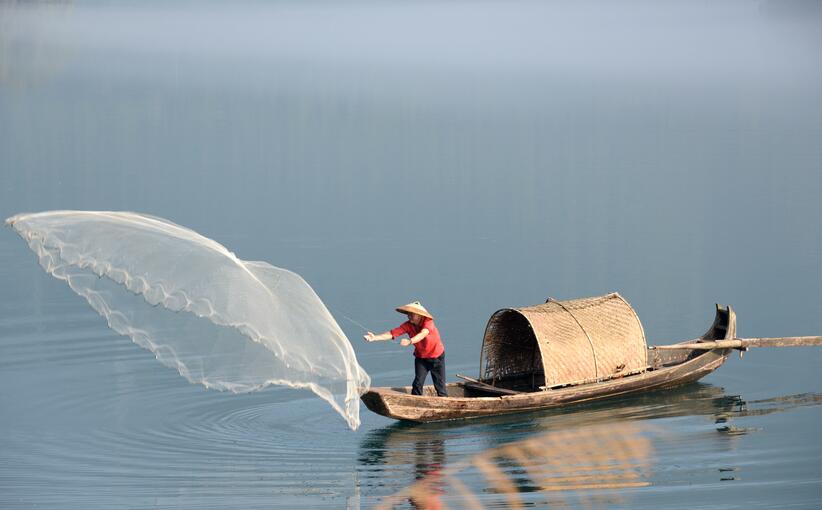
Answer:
[
  {"xmin": 734, "ymin": 336, "xmax": 822, "ymax": 348},
  {"xmin": 652, "ymin": 336, "xmax": 822, "ymax": 350}
]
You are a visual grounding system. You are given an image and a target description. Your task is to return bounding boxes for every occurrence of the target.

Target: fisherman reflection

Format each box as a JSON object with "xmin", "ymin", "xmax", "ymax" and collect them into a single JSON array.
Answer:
[
  {"xmin": 408, "ymin": 438, "xmax": 446, "ymax": 510},
  {"xmin": 359, "ymin": 424, "xmax": 447, "ymax": 510}
]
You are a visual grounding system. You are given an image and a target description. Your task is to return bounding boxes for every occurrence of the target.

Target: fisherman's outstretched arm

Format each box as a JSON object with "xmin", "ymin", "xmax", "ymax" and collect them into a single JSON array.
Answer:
[
  {"xmin": 363, "ymin": 331, "xmax": 393, "ymax": 342},
  {"xmin": 397, "ymin": 329, "xmax": 429, "ymax": 347},
  {"xmin": 406, "ymin": 329, "xmax": 430, "ymax": 345}
]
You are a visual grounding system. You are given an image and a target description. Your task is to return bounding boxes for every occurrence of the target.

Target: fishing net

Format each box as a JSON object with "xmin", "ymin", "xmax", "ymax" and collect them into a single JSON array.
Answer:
[{"xmin": 6, "ymin": 210, "xmax": 370, "ymax": 430}]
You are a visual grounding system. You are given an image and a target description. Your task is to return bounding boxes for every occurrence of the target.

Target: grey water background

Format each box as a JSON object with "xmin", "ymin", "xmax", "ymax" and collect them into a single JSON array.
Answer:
[{"xmin": 1, "ymin": 0, "xmax": 821, "ymax": 508}]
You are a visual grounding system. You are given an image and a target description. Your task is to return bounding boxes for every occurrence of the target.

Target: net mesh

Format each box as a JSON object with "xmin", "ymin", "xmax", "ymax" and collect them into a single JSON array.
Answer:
[{"xmin": 6, "ymin": 210, "xmax": 370, "ymax": 430}]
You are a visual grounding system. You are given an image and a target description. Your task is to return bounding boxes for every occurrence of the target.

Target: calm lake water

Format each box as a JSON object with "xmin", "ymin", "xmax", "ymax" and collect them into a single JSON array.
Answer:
[{"xmin": 1, "ymin": 0, "xmax": 821, "ymax": 508}]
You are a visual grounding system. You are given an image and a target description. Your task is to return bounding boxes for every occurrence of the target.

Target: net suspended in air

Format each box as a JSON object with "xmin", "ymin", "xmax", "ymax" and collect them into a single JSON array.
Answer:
[{"xmin": 6, "ymin": 211, "xmax": 371, "ymax": 430}]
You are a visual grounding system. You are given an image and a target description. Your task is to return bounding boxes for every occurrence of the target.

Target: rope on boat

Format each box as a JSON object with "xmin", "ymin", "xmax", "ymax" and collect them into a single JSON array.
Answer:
[{"xmin": 552, "ymin": 299, "xmax": 600, "ymax": 377}]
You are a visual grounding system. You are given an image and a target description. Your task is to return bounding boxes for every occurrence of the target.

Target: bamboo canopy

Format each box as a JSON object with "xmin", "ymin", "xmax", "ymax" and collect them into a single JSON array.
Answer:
[{"xmin": 480, "ymin": 293, "xmax": 648, "ymax": 389}]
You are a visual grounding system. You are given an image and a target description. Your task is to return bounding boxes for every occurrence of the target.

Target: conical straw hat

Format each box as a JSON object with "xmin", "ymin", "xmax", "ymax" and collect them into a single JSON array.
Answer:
[{"xmin": 395, "ymin": 301, "xmax": 433, "ymax": 319}]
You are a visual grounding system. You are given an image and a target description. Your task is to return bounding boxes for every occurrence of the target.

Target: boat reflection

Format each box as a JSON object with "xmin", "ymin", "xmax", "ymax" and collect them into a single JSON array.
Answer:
[
  {"xmin": 371, "ymin": 420, "xmax": 653, "ymax": 509},
  {"xmin": 360, "ymin": 384, "xmax": 822, "ymax": 509}
]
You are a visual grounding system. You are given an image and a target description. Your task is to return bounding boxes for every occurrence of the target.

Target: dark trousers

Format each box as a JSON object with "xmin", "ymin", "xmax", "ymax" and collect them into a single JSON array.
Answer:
[{"xmin": 412, "ymin": 354, "xmax": 448, "ymax": 397}]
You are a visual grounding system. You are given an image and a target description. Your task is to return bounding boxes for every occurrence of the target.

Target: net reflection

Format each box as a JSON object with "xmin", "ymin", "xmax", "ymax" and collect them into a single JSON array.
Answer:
[{"xmin": 360, "ymin": 384, "xmax": 822, "ymax": 509}]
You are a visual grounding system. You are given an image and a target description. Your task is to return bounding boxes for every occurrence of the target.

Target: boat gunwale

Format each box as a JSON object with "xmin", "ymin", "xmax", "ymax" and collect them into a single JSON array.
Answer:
[{"xmin": 367, "ymin": 345, "xmax": 729, "ymax": 403}]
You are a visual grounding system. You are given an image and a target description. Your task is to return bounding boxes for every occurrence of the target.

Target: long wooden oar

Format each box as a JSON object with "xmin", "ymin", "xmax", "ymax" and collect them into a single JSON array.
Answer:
[{"xmin": 652, "ymin": 336, "xmax": 822, "ymax": 350}]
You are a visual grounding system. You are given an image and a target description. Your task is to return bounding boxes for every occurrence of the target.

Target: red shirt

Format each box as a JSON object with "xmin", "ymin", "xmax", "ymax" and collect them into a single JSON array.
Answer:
[{"xmin": 390, "ymin": 317, "xmax": 445, "ymax": 359}]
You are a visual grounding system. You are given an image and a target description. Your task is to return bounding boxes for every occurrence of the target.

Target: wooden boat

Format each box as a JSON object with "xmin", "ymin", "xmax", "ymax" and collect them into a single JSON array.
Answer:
[{"xmin": 361, "ymin": 293, "xmax": 821, "ymax": 423}]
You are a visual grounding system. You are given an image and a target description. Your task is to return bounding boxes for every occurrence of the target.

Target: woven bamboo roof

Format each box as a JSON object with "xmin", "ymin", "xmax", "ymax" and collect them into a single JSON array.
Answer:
[{"xmin": 480, "ymin": 293, "xmax": 648, "ymax": 389}]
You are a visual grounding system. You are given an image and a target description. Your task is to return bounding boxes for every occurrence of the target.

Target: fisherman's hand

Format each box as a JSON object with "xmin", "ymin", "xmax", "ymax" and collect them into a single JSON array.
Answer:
[
  {"xmin": 364, "ymin": 332, "xmax": 375, "ymax": 342},
  {"xmin": 400, "ymin": 339, "xmax": 412, "ymax": 347}
]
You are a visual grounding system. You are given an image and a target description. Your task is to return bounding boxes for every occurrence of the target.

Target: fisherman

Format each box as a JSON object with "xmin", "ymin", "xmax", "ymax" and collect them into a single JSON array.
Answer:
[{"xmin": 363, "ymin": 301, "xmax": 448, "ymax": 397}]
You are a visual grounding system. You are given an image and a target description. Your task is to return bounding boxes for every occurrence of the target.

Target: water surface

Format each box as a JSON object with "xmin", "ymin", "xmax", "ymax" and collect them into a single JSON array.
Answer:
[{"xmin": 1, "ymin": 0, "xmax": 821, "ymax": 508}]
